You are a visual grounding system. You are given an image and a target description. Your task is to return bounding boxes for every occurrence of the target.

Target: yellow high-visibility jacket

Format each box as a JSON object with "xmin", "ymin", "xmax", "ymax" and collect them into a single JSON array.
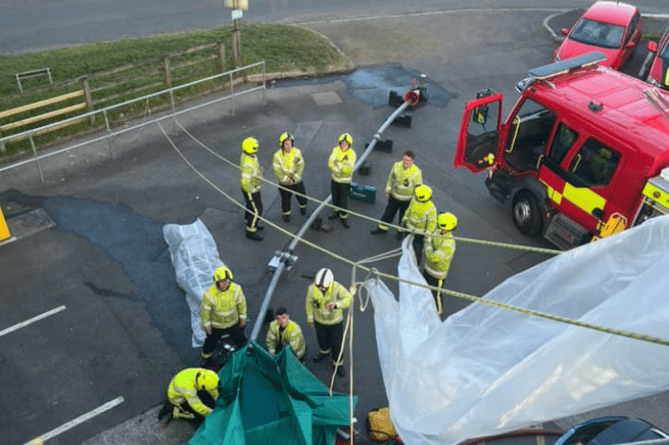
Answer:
[
  {"xmin": 423, "ymin": 231, "xmax": 456, "ymax": 279},
  {"xmin": 240, "ymin": 153, "xmax": 262, "ymax": 193},
  {"xmin": 200, "ymin": 283, "xmax": 247, "ymax": 330},
  {"xmin": 306, "ymin": 282, "xmax": 352, "ymax": 325},
  {"xmin": 272, "ymin": 147, "xmax": 305, "ymax": 185},
  {"xmin": 385, "ymin": 162, "xmax": 422, "ymax": 201},
  {"xmin": 402, "ymin": 199, "xmax": 437, "ymax": 234},
  {"xmin": 328, "ymin": 146, "xmax": 356, "ymax": 183},
  {"xmin": 167, "ymin": 368, "xmax": 219, "ymax": 416},
  {"xmin": 265, "ymin": 319, "xmax": 306, "ymax": 359}
]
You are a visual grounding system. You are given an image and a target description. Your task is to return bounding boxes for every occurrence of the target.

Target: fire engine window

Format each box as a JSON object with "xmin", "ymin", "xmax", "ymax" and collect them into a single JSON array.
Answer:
[
  {"xmin": 503, "ymin": 98, "xmax": 556, "ymax": 172},
  {"xmin": 548, "ymin": 123, "xmax": 578, "ymax": 164},
  {"xmin": 570, "ymin": 139, "xmax": 620, "ymax": 187}
]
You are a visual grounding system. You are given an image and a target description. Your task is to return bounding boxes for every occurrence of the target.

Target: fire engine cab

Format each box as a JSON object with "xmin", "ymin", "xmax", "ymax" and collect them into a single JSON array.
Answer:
[{"xmin": 454, "ymin": 52, "xmax": 669, "ymax": 249}]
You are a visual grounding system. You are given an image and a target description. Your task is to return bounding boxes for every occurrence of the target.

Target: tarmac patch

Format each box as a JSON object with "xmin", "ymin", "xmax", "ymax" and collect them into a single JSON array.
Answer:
[
  {"xmin": 310, "ymin": 91, "xmax": 343, "ymax": 105},
  {"xmin": 0, "ymin": 207, "xmax": 56, "ymax": 246}
]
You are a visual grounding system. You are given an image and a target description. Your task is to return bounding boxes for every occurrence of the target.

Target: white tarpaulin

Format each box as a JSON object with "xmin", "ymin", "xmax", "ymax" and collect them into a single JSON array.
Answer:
[
  {"xmin": 163, "ymin": 219, "xmax": 225, "ymax": 347},
  {"xmin": 367, "ymin": 215, "xmax": 669, "ymax": 445}
]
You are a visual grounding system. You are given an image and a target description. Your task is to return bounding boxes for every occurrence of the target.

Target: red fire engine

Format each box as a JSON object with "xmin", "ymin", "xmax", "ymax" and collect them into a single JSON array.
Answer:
[{"xmin": 454, "ymin": 52, "xmax": 669, "ymax": 249}]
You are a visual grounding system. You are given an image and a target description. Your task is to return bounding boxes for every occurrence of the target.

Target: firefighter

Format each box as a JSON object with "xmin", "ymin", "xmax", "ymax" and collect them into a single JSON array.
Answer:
[
  {"xmin": 305, "ymin": 268, "xmax": 352, "ymax": 377},
  {"xmin": 401, "ymin": 184, "xmax": 437, "ymax": 265},
  {"xmin": 273, "ymin": 132, "xmax": 308, "ymax": 222},
  {"xmin": 162, "ymin": 368, "xmax": 219, "ymax": 422},
  {"xmin": 423, "ymin": 212, "xmax": 457, "ymax": 316},
  {"xmin": 200, "ymin": 266, "xmax": 247, "ymax": 366},
  {"xmin": 265, "ymin": 307, "xmax": 306, "ymax": 361},
  {"xmin": 327, "ymin": 133, "xmax": 356, "ymax": 228},
  {"xmin": 240, "ymin": 137, "xmax": 264, "ymax": 241},
  {"xmin": 371, "ymin": 150, "xmax": 423, "ymax": 238}
]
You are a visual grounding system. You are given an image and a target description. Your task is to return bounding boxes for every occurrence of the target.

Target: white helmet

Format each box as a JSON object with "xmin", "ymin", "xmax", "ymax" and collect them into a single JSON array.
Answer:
[{"xmin": 314, "ymin": 268, "xmax": 334, "ymax": 290}]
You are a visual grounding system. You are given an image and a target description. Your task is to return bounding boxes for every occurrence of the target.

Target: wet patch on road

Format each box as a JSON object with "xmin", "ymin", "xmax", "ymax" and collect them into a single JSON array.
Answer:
[
  {"xmin": 1, "ymin": 189, "xmax": 193, "ymax": 358},
  {"xmin": 274, "ymin": 65, "xmax": 457, "ymax": 108}
]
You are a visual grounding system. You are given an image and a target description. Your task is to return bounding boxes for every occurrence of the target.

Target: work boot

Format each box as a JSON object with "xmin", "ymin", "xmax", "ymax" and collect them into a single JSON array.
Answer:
[
  {"xmin": 246, "ymin": 231, "xmax": 264, "ymax": 241},
  {"xmin": 300, "ymin": 207, "xmax": 307, "ymax": 216},
  {"xmin": 336, "ymin": 366, "xmax": 346, "ymax": 378},
  {"xmin": 371, "ymin": 227, "xmax": 387, "ymax": 235},
  {"xmin": 283, "ymin": 214, "xmax": 290, "ymax": 222},
  {"xmin": 340, "ymin": 218, "xmax": 350, "ymax": 229},
  {"xmin": 256, "ymin": 225, "xmax": 264, "ymax": 231},
  {"xmin": 313, "ymin": 352, "xmax": 328, "ymax": 363},
  {"xmin": 158, "ymin": 402, "xmax": 172, "ymax": 420}
]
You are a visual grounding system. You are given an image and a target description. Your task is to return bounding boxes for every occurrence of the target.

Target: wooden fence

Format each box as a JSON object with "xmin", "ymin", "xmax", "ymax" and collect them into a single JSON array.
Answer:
[{"xmin": 0, "ymin": 42, "xmax": 243, "ymax": 154}]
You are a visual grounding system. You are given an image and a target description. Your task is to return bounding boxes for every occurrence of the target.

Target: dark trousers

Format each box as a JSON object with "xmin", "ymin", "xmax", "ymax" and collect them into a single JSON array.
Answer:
[
  {"xmin": 331, "ymin": 180, "xmax": 351, "ymax": 220},
  {"xmin": 378, "ymin": 196, "xmax": 410, "ymax": 231},
  {"xmin": 202, "ymin": 325, "xmax": 247, "ymax": 358},
  {"xmin": 413, "ymin": 234, "xmax": 425, "ymax": 265},
  {"xmin": 176, "ymin": 390, "xmax": 216, "ymax": 423},
  {"xmin": 315, "ymin": 321, "xmax": 344, "ymax": 365},
  {"xmin": 279, "ymin": 181, "xmax": 307, "ymax": 216},
  {"xmin": 242, "ymin": 190, "xmax": 263, "ymax": 232},
  {"xmin": 423, "ymin": 271, "xmax": 443, "ymax": 312}
]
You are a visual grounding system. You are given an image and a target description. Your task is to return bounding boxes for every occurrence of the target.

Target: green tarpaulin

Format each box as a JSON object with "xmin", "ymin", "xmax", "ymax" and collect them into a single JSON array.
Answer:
[{"xmin": 187, "ymin": 341, "xmax": 356, "ymax": 445}]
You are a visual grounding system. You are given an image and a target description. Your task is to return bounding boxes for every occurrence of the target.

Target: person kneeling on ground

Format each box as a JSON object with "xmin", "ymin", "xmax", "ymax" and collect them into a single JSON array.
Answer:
[
  {"xmin": 266, "ymin": 307, "xmax": 306, "ymax": 361},
  {"xmin": 159, "ymin": 368, "xmax": 219, "ymax": 423}
]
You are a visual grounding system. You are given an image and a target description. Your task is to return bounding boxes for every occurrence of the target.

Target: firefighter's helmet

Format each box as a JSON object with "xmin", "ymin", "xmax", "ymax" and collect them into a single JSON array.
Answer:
[
  {"xmin": 338, "ymin": 133, "xmax": 353, "ymax": 147},
  {"xmin": 414, "ymin": 184, "xmax": 432, "ymax": 202},
  {"xmin": 241, "ymin": 137, "xmax": 259, "ymax": 154},
  {"xmin": 437, "ymin": 212, "xmax": 458, "ymax": 231},
  {"xmin": 197, "ymin": 370, "xmax": 219, "ymax": 392},
  {"xmin": 213, "ymin": 266, "xmax": 233, "ymax": 283},
  {"xmin": 278, "ymin": 132, "xmax": 294, "ymax": 147},
  {"xmin": 314, "ymin": 268, "xmax": 334, "ymax": 290}
]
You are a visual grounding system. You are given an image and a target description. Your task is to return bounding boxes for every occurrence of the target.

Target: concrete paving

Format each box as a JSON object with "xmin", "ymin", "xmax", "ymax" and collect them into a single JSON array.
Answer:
[{"xmin": 1, "ymin": 8, "xmax": 669, "ymax": 445}]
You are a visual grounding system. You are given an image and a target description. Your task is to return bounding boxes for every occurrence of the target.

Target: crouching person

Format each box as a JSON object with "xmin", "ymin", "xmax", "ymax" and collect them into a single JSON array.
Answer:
[
  {"xmin": 161, "ymin": 368, "xmax": 219, "ymax": 423},
  {"xmin": 266, "ymin": 307, "xmax": 306, "ymax": 361}
]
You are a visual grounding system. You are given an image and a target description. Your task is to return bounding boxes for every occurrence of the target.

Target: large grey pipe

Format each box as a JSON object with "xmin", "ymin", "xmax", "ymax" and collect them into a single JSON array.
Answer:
[{"xmin": 250, "ymin": 100, "xmax": 412, "ymax": 341}]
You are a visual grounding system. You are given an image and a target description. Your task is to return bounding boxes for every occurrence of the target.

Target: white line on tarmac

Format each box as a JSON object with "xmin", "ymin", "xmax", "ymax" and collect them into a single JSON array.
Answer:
[
  {"xmin": 0, "ymin": 305, "xmax": 66, "ymax": 338},
  {"xmin": 23, "ymin": 396, "xmax": 125, "ymax": 445}
]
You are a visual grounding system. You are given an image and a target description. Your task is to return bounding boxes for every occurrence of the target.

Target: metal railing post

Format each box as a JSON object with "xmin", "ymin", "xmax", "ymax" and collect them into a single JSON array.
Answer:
[
  {"xmin": 262, "ymin": 62, "xmax": 266, "ymax": 105},
  {"xmin": 229, "ymin": 72, "xmax": 235, "ymax": 116},
  {"xmin": 169, "ymin": 89, "xmax": 177, "ymax": 135},
  {"xmin": 103, "ymin": 110, "xmax": 114, "ymax": 159},
  {"xmin": 29, "ymin": 134, "xmax": 45, "ymax": 184}
]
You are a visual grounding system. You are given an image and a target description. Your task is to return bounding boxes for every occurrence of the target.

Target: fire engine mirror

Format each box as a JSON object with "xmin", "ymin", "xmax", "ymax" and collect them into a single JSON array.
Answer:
[
  {"xmin": 592, "ymin": 208, "xmax": 604, "ymax": 219},
  {"xmin": 472, "ymin": 89, "xmax": 495, "ymax": 125}
]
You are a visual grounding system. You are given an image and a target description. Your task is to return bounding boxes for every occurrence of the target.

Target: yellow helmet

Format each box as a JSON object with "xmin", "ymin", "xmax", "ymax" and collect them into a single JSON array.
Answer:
[
  {"xmin": 241, "ymin": 137, "xmax": 259, "ymax": 155},
  {"xmin": 278, "ymin": 132, "xmax": 294, "ymax": 147},
  {"xmin": 414, "ymin": 184, "xmax": 432, "ymax": 202},
  {"xmin": 437, "ymin": 212, "xmax": 458, "ymax": 231},
  {"xmin": 213, "ymin": 266, "xmax": 233, "ymax": 283},
  {"xmin": 197, "ymin": 369, "xmax": 219, "ymax": 392},
  {"xmin": 338, "ymin": 133, "xmax": 353, "ymax": 147}
]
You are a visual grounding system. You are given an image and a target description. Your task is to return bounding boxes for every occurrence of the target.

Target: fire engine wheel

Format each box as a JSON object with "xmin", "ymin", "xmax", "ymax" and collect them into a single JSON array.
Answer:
[{"xmin": 512, "ymin": 191, "xmax": 542, "ymax": 236}]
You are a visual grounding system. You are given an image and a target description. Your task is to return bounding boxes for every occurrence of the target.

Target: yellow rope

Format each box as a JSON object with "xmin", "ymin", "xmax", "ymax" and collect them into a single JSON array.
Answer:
[
  {"xmin": 159, "ymin": 121, "xmax": 669, "ymax": 349},
  {"xmin": 174, "ymin": 120, "xmax": 561, "ymax": 255}
]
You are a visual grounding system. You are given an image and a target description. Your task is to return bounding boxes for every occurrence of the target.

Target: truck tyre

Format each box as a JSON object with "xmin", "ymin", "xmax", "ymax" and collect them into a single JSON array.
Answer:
[{"xmin": 512, "ymin": 190, "xmax": 542, "ymax": 236}]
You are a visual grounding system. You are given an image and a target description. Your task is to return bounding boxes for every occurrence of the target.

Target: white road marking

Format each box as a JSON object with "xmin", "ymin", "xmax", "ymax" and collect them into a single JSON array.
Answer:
[
  {"xmin": 0, "ymin": 305, "xmax": 66, "ymax": 338},
  {"xmin": 23, "ymin": 396, "xmax": 125, "ymax": 445}
]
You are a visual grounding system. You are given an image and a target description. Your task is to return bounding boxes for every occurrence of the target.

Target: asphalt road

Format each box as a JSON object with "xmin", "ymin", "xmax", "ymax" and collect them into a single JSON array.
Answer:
[{"xmin": 2, "ymin": 5, "xmax": 669, "ymax": 445}]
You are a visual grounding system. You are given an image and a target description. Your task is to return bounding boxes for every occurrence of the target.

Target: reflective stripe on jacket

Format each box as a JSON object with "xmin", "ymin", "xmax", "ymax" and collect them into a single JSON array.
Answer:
[
  {"xmin": 305, "ymin": 282, "xmax": 352, "ymax": 325},
  {"xmin": 265, "ymin": 319, "xmax": 306, "ymax": 359},
  {"xmin": 272, "ymin": 147, "xmax": 305, "ymax": 185},
  {"xmin": 328, "ymin": 146, "xmax": 356, "ymax": 183},
  {"xmin": 167, "ymin": 368, "xmax": 219, "ymax": 416},
  {"xmin": 385, "ymin": 162, "xmax": 422, "ymax": 201},
  {"xmin": 402, "ymin": 199, "xmax": 437, "ymax": 233},
  {"xmin": 423, "ymin": 231, "xmax": 456, "ymax": 279},
  {"xmin": 240, "ymin": 153, "xmax": 262, "ymax": 193},
  {"xmin": 200, "ymin": 283, "xmax": 247, "ymax": 330}
]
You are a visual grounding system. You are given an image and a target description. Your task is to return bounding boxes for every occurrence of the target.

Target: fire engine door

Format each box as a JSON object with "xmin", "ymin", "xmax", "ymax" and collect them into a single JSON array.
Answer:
[
  {"xmin": 454, "ymin": 93, "xmax": 503, "ymax": 173},
  {"xmin": 539, "ymin": 126, "xmax": 621, "ymax": 234}
]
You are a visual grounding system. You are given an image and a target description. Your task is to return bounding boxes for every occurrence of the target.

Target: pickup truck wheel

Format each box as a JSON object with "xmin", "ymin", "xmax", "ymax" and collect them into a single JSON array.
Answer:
[{"xmin": 512, "ymin": 190, "xmax": 542, "ymax": 236}]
